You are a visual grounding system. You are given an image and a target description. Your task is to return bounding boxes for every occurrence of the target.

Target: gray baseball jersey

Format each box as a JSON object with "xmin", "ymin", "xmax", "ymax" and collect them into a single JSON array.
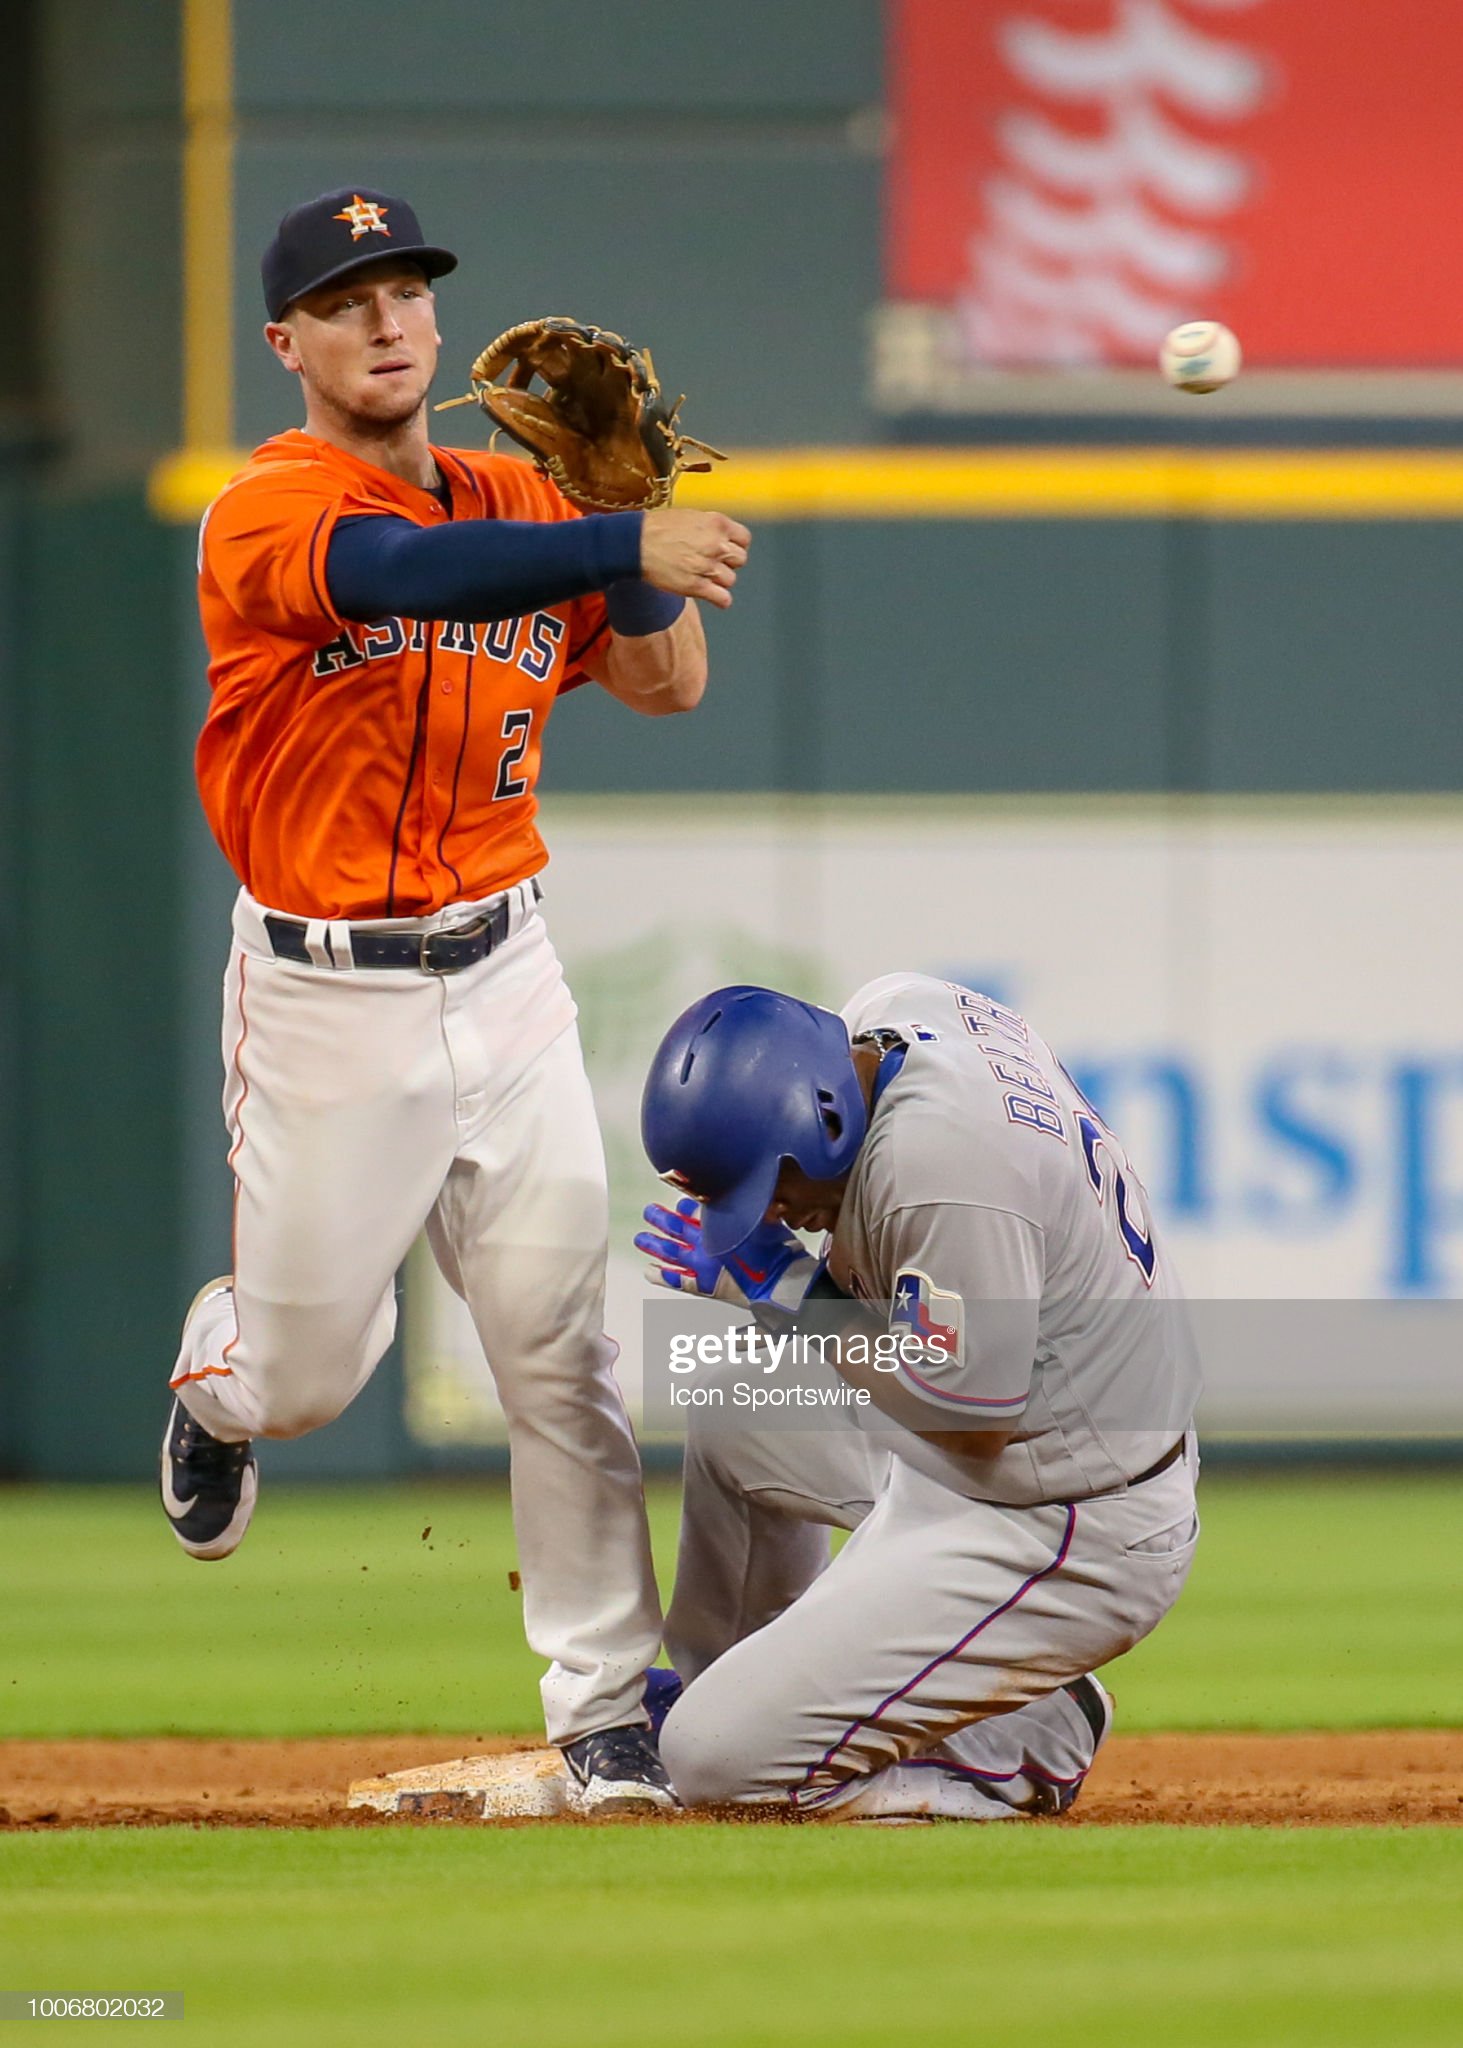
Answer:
[{"xmin": 826, "ymin": 972, "xmax": 1199, "ymax": 1506}]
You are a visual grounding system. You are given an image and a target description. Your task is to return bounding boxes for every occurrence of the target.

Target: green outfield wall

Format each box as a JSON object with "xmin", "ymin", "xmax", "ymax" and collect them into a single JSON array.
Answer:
[
  {"xmin": 0, "ymin": 443, "xmax": 25, "ymax": 1469},
  {"xmin": 2, "ymin": 0, "xmax": 1460, "ymax": 1477},
  {"xmin": 5, "ymin": 490, "xmax": 1461, "ymax": 1478}
]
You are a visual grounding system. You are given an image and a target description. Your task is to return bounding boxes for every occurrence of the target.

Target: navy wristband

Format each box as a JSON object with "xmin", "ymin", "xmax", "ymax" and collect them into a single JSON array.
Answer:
[{"xmin": 605, "ymin": 582, "xmax": 686, "ymax": 637}]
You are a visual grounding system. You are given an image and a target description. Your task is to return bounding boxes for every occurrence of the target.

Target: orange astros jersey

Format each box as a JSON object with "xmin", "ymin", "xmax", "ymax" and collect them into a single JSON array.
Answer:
[{"xmin": 196, "ymin": 430, "xmax": 610, "ymax": 920}]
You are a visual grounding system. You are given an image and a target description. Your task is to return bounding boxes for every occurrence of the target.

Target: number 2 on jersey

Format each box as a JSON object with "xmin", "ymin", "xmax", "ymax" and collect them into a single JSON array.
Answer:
[
  {"xmin": 1056, "ymin": 1057, "xmax": 1157, "ymax": 1285},
  {"xmin": 1076, "ymin": 1110, "xmax": 1158, "ymax": 1286},
  {"xmin": 493, "ymin": 710, "xmax": 533, "ymax": 801}
]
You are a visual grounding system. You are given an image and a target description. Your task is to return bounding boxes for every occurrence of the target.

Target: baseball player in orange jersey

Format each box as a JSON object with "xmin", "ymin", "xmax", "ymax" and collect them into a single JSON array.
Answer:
[{"xmin": 160, "ymin": 187, "xmax": 750, "ymax": 1811}]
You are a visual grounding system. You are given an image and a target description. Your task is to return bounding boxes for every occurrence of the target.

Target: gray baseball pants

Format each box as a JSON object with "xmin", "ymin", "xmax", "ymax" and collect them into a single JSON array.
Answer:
[{"xmin": 661, "ymin": 1408, "xmax": 1198, "ymax": 1818}]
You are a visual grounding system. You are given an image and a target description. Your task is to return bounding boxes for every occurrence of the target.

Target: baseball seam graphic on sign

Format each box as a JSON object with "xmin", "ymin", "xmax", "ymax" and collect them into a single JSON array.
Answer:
[
  {"xmin": 961, "ymin": 3, "xmax": 1267, "ymax": 364},
  {"xmin": 887, "ymin": 0, "xmax": 1463, "ymax": 378}
]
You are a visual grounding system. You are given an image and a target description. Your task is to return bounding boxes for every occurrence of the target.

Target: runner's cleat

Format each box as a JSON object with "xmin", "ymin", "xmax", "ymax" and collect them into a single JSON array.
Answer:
[{"xmin": 562, "ymin": 1724, "xmax": 679, "ymax": 1815}]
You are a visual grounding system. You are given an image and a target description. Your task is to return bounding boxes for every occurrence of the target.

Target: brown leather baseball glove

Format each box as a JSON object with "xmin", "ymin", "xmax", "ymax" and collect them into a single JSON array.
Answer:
[{"xmin": 437, "ymin": 317, "xmax": 725, "ymax": 513}]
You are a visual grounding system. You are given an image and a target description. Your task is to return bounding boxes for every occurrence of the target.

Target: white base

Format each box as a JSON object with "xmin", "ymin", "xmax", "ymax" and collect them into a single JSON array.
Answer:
[{"xmin": 347, "ymin": 1748, "xmax": 569, "ymax": 1820}]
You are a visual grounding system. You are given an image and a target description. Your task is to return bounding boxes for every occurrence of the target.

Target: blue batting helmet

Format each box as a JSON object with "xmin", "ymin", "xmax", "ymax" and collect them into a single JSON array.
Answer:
[{"xmin": 641, "ymin": 985, "xmax": 868, "ymax": 1256}]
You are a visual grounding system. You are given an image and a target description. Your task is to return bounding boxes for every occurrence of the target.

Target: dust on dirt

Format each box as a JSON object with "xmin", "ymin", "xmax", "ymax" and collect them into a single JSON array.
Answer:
[{"xmin": 2, "ymin": 1731, "xmax": 1459, "ymax": 1830}]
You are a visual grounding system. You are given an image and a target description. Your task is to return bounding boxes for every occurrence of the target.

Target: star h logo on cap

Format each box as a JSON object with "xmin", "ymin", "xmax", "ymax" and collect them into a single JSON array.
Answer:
[
  {"xmin": 262, "ymin": 188, "xmax": 457, "ymax": 319},
  {"xmin": 334, "ymin": 195, "xmax": 391, "ymax": 241}
]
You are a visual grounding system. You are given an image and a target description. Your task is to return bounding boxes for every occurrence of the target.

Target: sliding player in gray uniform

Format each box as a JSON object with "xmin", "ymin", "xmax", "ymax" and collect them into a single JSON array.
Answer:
[{"xmin": 635, "ymin": 974, "xmax": 1200, "ymax": 1820}]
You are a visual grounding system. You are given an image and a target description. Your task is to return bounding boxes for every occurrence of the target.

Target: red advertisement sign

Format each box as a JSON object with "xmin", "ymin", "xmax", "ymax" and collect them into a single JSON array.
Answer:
[{"xmin": 887, "ymin": 0, "xmax": 1463, "ymax": 367}]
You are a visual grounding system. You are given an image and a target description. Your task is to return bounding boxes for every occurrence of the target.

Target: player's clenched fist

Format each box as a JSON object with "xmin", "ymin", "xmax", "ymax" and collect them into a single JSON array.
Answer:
[{"xmin": 640, "ymin": 509, "xmax": 751, "ymax": 610}]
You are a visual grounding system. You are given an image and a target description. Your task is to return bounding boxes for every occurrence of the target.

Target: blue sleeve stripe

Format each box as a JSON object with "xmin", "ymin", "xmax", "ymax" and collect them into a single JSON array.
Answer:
[{"xmin": 898, "ymin": 1357, "xmax": 1030, "ymax": 1409}]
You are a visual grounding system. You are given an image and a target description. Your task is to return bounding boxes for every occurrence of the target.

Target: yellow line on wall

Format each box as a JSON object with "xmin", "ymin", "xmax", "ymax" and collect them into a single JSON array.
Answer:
[
  {"xmin": 181, "ymin": 0, "xmax": 235, "ymax": 453},
  {"xmin": 149, "ymin": 443, "xmax": 1463, "ymax": 525},
  {"xmin": 676, "ymin": 448, "xmax": 1463, "ymax": 518}
]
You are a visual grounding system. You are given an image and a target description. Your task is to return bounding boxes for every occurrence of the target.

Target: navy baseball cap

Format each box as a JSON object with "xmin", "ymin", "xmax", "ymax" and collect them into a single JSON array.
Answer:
[{"xmin": 262, "ymin": 187, "xmax": 457, "ymax": 320}]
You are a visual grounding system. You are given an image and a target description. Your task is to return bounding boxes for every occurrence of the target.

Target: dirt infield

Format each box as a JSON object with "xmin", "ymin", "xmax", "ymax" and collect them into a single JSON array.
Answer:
[{"xmin": 1, "ymin": 1731, "xmax": 1459, "ymax": 1829}]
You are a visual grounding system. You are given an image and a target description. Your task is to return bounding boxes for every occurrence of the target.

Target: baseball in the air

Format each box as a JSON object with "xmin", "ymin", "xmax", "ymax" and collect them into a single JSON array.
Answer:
[{"xmin": 1159, "ymin": 321, "xmax": 1242, "ymax": 394}]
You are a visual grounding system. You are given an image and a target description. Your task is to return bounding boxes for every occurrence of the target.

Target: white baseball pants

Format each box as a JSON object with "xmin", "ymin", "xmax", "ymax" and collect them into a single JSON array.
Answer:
[
  {"xmin": 662, "ymin": 1407, "xmax": 1198, "ymax": 1816},
  {"xmin": 171, "ymin": 884, "xmax": 662, "ymax": 1745}
]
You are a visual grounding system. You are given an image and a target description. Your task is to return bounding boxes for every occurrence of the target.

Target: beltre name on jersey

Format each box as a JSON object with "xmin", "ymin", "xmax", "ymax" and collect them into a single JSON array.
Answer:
[{"xmin": 825, "ymin": 973, "xmax": 1199, "ymax": 1508}]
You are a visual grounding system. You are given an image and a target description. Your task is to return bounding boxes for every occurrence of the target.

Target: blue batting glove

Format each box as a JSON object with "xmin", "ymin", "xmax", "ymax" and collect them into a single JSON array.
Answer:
[{"xmin": 635, "ymin": 1198, "xmax": 819, "ymax": 1314}]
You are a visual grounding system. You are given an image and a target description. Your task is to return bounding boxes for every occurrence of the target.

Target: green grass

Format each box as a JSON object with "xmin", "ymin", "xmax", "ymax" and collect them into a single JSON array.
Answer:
[
  {"xmin": 1108, "ymin": 1469, "xmax": 1463, "ymax": 1730},
  {"xmin": 1, "ymin": 1471, "xmax": 1459, "ymax": 1738},
  {"xmin": 3, "ymin": 1826, "xmax": 1462, "ymax": 2048},
  {"xmin": 4, "ymin": 1475, "xmax": 1461, "ymax": 2048}
]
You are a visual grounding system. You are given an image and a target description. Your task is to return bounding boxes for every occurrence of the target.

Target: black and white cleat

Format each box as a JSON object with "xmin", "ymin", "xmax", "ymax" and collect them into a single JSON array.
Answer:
[
  {"xmin": 159, "ymin": 1397, "xmax": 258, "ymax": 1561},
  {"xmin": 562, "ymin": 1724, "xmax": 679, "ymax": 1816}
]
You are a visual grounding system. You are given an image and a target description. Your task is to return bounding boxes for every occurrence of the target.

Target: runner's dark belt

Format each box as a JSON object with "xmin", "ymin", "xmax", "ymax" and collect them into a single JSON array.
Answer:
[
  {"xmin": 1052, "ymin": 1435, "xmax": 1187, "ymax": 1508},
  {"xmin": 1124, "ymin": 1436, "xmax": 1186, "ymax": 1488}
]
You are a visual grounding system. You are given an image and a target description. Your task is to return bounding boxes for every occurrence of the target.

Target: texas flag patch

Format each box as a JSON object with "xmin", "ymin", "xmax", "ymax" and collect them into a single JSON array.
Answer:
[{"xmin": 890, "ymin": 1269, "xmax": 964, "ymax": 1362}]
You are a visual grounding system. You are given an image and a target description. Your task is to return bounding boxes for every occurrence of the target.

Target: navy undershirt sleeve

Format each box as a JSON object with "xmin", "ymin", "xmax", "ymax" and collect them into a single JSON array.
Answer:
[{"xmin": 325, "ymin": 509, "xmax": 644, "ymax": 625}]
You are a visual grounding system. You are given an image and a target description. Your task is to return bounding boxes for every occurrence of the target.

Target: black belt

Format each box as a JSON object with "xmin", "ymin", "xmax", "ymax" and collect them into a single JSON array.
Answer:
[
  {"xmin": 1125, "ymin": 1437, "xmax": 1186, "ymax": 1489},
  {"xmin": 1047, "ymin": 1436, "xmax": 1186, "ymax": 1509},
  {"xmin": 265, "ymin": 882, "xmax": 537, "ymax": 975}
]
